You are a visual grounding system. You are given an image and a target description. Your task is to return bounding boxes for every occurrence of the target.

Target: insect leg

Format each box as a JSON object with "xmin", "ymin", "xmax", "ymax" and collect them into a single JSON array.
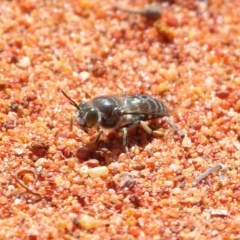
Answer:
[
  {"xmin": 139, "ymin": 121, "xmax": 153, "ymax": 134},
  {"xmin": 140, "ymin": 119, "xmax": 185, "ymax": 138},
  {"xmin": 95, "ymin": 129, "xmax": 103, "ymax": 143},
  {"xmin": 162, "ymin": 116, "xmax": 185, "ymax": 137},
  {"xmin": 118, "ymin": 122, "xmax": 141, "ymax": 152},
  {"xmin": 122, "ymin": 127, "xmax": 128, "ymax": 152},
  {"xmin": 70, "ymin": 116, "xmax": 74, "ymax": 131},
  {"xmin": 140, "ymin": 121, "xmax": 164, "ymax": 137},
  {"xmin": 68, "ymin": 116, "xmax": 87, "ymax": 142}
]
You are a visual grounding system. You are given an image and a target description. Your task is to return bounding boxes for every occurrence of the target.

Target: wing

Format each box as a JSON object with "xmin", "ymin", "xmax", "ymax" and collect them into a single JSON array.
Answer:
[{"xmin": 117, "ymin": 95, "xmax": 168, "ymax": 117}]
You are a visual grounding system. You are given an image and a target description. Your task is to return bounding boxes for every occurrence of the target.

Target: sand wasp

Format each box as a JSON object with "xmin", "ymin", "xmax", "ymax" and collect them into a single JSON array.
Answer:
[{"xmin": 62, "ymin": 91, "xmax": 183, "ymax": 150}]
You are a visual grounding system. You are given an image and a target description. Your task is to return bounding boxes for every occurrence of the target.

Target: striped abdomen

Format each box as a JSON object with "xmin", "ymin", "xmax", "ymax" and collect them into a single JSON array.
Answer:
[{"xmin": 89, "ymin": 95, "xmax": 168, "ymax": 129}]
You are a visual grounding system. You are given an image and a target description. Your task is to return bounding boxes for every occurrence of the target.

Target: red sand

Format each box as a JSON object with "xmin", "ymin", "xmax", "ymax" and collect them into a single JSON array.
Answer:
[{"xmin": 0, "ymin": 0, "xmax": 240, "ymax": 239}]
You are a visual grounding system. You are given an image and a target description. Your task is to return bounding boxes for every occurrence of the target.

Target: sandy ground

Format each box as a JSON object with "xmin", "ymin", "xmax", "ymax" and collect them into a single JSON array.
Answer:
[{"xmin": 0, "ymin": 0, "xmax": 240, "ymax": 239}]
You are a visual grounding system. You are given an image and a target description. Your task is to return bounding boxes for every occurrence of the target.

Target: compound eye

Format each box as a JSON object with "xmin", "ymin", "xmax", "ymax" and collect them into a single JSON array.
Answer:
[{"xmin": 85, "ymin": 109, "xmax": 98, "ymax": 128}]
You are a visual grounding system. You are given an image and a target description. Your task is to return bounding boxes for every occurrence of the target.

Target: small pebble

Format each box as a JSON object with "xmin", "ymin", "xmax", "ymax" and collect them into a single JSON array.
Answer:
[
  {"xmin": 14, "ymin": 148, "xmax": 24, "ymax": 155},
  {"xmin": 78, "ymin": 166, "xmax": 89, "ymax": 178},
  {"xmin": 18, "ymin": 56, "xmax": 31, "ymax": 68},
  {"xmin": 182, "ymin": 135, "xmax": 192, "ymax": 148},
  {"xmin": 79, "ymin": 214, "xmax": 106, "ymax": 230},
  {"xmin": 85, "ymin": 159, "xmax": 99, "ymax": 167},
  {"xmin": 79, "ymin": 71, "xmax": 90, "ymax": 82},
  {"xmin": 34, "ymin": 158, "xmax": 48, "ymax": 167},
  {"xmin": 76, "ymin": 146, "xmax": 90, "ymax": 161},
  {"xmin": 88, "ymin": 166, "xmax": 109, "ymax": 178},
  {"xmin": 119, "ymin": 173, "xmax": 135, "ymax": 189},
  {"xmin": 79, "ymin": 214, "xmax": 98, "ymax": 230}
]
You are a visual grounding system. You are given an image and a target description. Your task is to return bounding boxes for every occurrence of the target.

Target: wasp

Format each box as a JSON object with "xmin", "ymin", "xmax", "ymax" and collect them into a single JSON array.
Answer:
[
  {"xmin": 62, "ymin": 91, "xmax": 183, "ymax": 150},
  {"xmin": 116, "ymin": 3, "xmax": 162, "ymax": 21}
]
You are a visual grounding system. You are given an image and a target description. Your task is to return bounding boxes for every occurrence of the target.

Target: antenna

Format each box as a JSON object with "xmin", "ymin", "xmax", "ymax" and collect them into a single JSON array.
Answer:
[{"xmin": 61, "ymin": 90, "xmax": 79, "ymax": 109}]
